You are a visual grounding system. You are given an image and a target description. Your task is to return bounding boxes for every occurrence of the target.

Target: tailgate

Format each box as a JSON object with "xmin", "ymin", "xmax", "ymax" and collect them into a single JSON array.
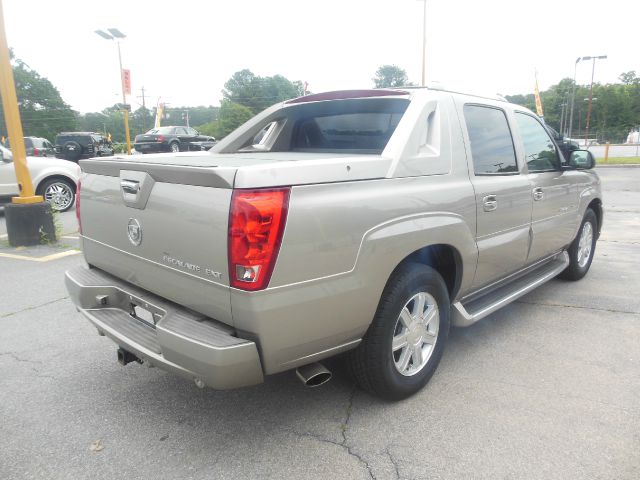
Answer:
[{"xmin": 78, "ymin": 156, "xmax": 237, "ymax": 325}]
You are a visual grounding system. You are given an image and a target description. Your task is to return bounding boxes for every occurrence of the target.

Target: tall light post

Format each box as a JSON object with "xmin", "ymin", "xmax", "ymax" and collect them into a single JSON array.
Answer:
[
  {"xmin": 417, "ymin": 0, "xmax": 427, "ymax": 86},
  {"xmin": 584, "ymin": 55, "xmax": 607, "ymax": 146},
  {"xmin": 568, "ymin": 57, "xmax": 585, "ymax": 141},
  {"xmin": 95, "ymin": 28, "xmax": 131, "ymax": 155}
]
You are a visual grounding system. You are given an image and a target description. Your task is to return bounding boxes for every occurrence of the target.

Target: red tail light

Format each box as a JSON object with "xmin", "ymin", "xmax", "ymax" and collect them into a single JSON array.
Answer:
[
  {"xmin": 157, "ymin": 135, "xmax": 164, "ymax": 142},
  {"xmin": 228, "ymin": 188, "xmax": 290, "ymax": 291},
  {"xmin": 76, "ymin": 179, "xmax": 82, "ymax": 234},
  {"xmin": 33, "ymin": 147, "xmax": 40, "ymax": 156}
]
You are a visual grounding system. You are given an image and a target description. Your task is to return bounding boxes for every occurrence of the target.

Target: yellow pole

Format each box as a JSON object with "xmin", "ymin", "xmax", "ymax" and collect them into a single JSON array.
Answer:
[
  {"xmin": 0, "ymin": 0, "xmax": 42, "ymax": 203},
  {"xmin": 604, "ymin": 142, "xmax": 610, "ymax": 164},
  {"xmin": 117, "ymin": 41, "xmax": 131, "ymax": 155}
]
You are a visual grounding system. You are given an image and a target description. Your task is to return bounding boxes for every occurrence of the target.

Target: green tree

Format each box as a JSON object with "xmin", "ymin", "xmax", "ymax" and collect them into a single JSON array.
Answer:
[
  {"xmin": 373, "ymin": 65, "xmax": 412, "ymax": 88},
  {"xmin": 619, "ymin": 71, "xmax": 639, "ymax": 85},
  {"xmin": 0, "ymin": 54, "xmax": 77, "ymax": 141},
  {"xmin": 197, "ymin": 100, "xmax": 253, "ymax": 139},
  {"xmin": 222, "ymin": 69, "xmax": 304, "ymax": 114}
]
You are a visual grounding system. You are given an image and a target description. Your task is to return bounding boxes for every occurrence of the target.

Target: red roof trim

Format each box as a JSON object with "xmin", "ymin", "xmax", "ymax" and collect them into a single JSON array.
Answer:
[{"xmin": 286, "ymin": 89, "xmax": 409, "ymax": 104}]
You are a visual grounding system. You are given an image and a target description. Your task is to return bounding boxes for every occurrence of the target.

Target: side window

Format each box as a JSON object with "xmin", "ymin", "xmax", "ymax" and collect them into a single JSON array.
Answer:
[
  {"xmin": 463, "ymin": 105, "xmax": 518, "ymax": 175},
  {"xmin": 175, "ymin": 127, "xmax": 187, "ymax": 135},
  {"xmin": 514, "ymin": 113, "xmax": 559, "ymax": 172},
  {"xmin": 187, "ymin": 127, "xmax": 198, "ymax": 136}
]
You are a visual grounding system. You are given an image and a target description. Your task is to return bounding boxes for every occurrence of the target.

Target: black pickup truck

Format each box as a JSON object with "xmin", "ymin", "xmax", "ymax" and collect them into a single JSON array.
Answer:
[{"xmin": 133, "ymin": 126, "xmax": 216, "ymax": 153}]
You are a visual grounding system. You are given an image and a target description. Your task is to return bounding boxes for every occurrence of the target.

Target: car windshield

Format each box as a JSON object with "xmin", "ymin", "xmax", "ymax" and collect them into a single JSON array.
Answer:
[
  {"xmin": 0, "ymin": 144, "xmax": 13, "ymax": 160},
  {"xmin": 146, "ymin": 127, "xmax": 175, "ymax": 134}
]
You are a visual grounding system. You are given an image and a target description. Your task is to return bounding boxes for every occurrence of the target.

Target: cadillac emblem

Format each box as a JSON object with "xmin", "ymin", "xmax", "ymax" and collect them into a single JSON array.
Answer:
[{"xmin": 127, "ymin": 218, "xmax": 142, "ymax": 246}]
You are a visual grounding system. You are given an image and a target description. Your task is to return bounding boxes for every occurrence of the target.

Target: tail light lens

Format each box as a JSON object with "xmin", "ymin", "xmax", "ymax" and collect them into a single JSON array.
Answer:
[
  {"xmin": 157, "ymin": 135, "xmax": 165, "ymax": 142},
  {"xmin": 33, "ymin": 147, "xmax": 40, "ymax": 156},
  {"xmin": 228, "ymin": 188, "xmax": 290, "ymax": 291},
  {"xmin": 76, "ymin": 179, "xmax": 82, "ymax": 234}
]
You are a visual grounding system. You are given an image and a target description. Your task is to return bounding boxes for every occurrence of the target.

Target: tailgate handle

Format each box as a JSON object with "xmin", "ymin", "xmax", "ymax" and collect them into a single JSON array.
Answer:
[{"xmin": 121, "ymin": 179, "xmax": 140, "ymax": 194}]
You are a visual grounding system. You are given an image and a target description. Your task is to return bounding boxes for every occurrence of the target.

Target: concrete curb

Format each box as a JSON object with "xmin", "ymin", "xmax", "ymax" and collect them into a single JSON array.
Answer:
[{"xmin": 596, "ymin": 164, "xmax": 640, "ymax": 168}]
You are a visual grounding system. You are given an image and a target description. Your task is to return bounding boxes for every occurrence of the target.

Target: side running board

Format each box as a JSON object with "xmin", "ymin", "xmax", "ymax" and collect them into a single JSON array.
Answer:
[{"xmin": 452, "ymin": 251, "xmax": 569, "ymax": 327}]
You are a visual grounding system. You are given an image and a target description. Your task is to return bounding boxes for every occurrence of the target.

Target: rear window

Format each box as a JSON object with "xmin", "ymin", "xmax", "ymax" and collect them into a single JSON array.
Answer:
[
  {"xmin": 231, "ymin": 98, "xmax": 409, "ymax": 154},
  {"xmin": 56, "ymin": 134, "xmax": 92, "ymax": 146},
  {"xmin": 146, "ymin": 127, "xmax": 175, "ymax": 135}
]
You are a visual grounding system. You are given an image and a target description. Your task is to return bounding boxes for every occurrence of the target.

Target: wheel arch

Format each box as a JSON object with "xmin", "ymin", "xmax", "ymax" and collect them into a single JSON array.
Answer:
[
  {"xmin": 35, "ymin": 174, "xmax": 77, "ymax": 196},
  {"xmin": 587, "ymin": 198, "xmax": 603, "ymax": 238},
  {"xmin": 392, "ymin": 244, "xmax": 463, "ymax": 301}
]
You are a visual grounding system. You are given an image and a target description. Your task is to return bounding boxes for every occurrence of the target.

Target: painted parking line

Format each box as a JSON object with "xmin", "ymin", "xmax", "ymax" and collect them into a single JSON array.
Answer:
[{"xmin": 0, "ymin": 250, "xmax": 81, "ymax": 262}]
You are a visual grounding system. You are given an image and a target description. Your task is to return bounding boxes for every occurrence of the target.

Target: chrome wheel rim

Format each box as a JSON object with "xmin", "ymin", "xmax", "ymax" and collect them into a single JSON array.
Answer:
[
  {"xmin": 392, "ymin": 292, "xmax": 439, "ymax": 377},
  {"xmin": 44, "ymin": 182, "xmax": 73, "ymax": 211},
  {"xmin": 170, "ymin": 143, "xmax": 179, "ymax": 152},
  {"xmin": 577, "ymin": 221, "xmax": 594, "ymax": 268}
]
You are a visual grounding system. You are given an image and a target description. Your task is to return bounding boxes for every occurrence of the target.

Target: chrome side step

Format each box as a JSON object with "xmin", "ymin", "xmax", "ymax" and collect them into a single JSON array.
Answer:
[{"xmin": 452, "ymin": 251, "xmax": 569, "ymax": 327}]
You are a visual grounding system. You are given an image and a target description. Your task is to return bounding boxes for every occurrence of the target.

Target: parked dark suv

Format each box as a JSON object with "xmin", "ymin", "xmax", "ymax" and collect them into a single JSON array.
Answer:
[
  {"xmin": 54, "ymin": 132, "xmax": 114, "ymax": 162},
  {"xmin": 134, "ymin": 126, "xmax": 216, "ymax": 153},
  {"xmin": 6, "ymin": 137, "xmax": 55, "ymax": 157}
]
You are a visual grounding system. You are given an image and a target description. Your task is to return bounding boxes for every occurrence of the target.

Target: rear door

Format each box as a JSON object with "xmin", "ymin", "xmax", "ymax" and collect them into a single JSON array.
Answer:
[
  {"xmin": 459, "ymin": 103, "xmax": 533, "ymax": 288},
  {"xmin": 512, "ymin": 112, "xmax": 578, "ymax": 262}
]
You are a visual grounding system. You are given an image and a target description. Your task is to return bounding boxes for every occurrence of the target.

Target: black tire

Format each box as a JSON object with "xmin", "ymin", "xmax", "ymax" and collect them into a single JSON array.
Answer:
[
  {"xmin": 38, "ymin": 178, "xmax": 76, "ymax": 212},
  {"xmin": 169, "ymin": 142, "xmax": 180, "ymax": 153},
  {"xmin": 559, "ymin": 208, "xmax": 598, "ymax": 281},
  {"xmin": 348, "ymin": 263, "xmax": 450, "ymax": 400},
  {"xmin": 62, "ymin": 141, "xmax": 82, "ymax": 161}
]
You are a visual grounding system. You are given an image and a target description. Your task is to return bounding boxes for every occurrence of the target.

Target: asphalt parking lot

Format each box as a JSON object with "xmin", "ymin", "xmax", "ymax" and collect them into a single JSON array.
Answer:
[{"xmin": 1, "ymin": 167, "xmax": 638, "ymax": 480}]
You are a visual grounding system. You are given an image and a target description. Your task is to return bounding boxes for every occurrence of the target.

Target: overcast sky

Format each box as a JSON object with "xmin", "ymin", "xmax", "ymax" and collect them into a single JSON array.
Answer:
[{"xmin": 4, "ymin": 0, "xmax": 637, "ymax": 113}]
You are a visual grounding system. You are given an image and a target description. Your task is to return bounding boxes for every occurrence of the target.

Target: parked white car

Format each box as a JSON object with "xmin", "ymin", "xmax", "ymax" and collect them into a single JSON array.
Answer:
[{"xmin": 0, "ymin": 145, "xmax": 80, "ymax": 212}]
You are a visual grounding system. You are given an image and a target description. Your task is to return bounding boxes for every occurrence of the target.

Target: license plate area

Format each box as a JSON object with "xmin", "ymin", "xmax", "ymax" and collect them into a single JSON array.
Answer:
[{"xmin": 128, "ymin": 297, "xmax": 163, "ymax": 328}]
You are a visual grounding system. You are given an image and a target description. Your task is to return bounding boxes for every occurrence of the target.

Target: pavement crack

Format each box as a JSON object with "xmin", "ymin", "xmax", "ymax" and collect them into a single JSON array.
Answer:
[
  {"xmin": 1, "ymin": 296, "xmax": 69, "ymax": 319},
  {"xmin": 340, "ymin": 387, "xmax": 376, "ymax": 479},
  {"xmin": 0, "ymin": 351, "xmax": 42, "ymax": 364},
  {"xmin": 385, "ymin": 447, "xmax": 402, "ymax": 480},
  {"xmin": 515, "ymin": 299, "xmax": 639, "ymax": 316}
]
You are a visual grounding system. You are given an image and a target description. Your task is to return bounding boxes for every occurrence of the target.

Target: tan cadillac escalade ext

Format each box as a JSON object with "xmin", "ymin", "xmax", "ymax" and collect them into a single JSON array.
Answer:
[{"xmin": 65, "ymin": 88, "xmax": 602, "ymax": 400}]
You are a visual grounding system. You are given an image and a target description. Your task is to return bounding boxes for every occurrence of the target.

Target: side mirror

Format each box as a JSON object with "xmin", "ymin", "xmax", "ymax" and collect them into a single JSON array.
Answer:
[{"xmin": 569, "ymin": 150, "xmax": 595, "ymax": 169}]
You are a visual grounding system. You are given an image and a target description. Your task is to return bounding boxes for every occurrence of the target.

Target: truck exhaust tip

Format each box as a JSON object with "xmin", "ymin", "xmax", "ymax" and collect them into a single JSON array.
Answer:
[{"xmin": 296, "ymin": 362, "xmax": 332, "ymax": 387}]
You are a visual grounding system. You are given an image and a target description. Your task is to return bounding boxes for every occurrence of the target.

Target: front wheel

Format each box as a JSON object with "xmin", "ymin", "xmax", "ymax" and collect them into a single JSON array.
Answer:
[
  {"xmin": 559, "ymin": 208, "xmax": 598, "ymax": 281},
  {"xmin": 40, "ymin": 178, "xmax": 76, "ymax": 212},
  {"xmin": 348, "ymin": 263, "xmax": 450, "ymax": 400}
]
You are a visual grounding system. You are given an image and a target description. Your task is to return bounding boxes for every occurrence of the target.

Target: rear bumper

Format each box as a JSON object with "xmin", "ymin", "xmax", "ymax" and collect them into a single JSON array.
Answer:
[
  {"xmin": 133, "ymin": 142, "xmax": 168, "ymax": 153},
  {"xmin": 65, "ymin": 265, "xmax": 264, "ymax": 389}
]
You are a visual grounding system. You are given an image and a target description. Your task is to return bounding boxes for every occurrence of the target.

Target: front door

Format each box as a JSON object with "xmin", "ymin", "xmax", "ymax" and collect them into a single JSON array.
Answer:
[
  {"xmin": 512, "ymin": 112, "xmax": 578, "ymax": 262},
  {"xmin": 0, "ymin": 158, "xmax": 19, "ymax": 197},
  {"xmin": 460, "ymin": 103, "xmax": 533, "ymax": 288}
]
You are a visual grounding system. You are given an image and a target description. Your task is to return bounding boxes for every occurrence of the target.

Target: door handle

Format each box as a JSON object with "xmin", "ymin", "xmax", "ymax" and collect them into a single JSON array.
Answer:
[
  {"xmin": 482, "ymin": 195, "xmax": 498, "ymax": 212},
  {"xmin": 121, "ymin": 179, "xmax": 140, "ymax": 194},
  {"xmin": 532, "ymin": 187, "xmax": 544, "ymax": 201}
]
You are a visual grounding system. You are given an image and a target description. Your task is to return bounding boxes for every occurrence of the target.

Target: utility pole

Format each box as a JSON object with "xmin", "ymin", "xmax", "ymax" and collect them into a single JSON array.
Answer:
[{"xmin": 137, "ymin": 86, "xmax": 147, "ymax": 131}]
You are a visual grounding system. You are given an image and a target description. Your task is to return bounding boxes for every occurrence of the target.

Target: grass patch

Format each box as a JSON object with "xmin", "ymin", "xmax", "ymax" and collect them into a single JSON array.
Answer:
[{"xmin": 597, "ymin": 157, "xmax": 640, "ymax": 164}]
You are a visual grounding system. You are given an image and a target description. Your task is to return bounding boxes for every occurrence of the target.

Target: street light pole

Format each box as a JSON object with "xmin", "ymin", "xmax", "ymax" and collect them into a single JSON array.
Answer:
[
  {"xmin": 420, "ymin": 0, "xmax": 427, "ymax": 86},
  {"xmin": 95, "ymin": 28, "xmax": 131, "ymax": 155},
  {"xmin": 584, "ymin": 55, "xmax": 607, "ymax": 147},
  {"xmin": 568, "ymin": 57, "xmax": 583, "ymax": 142}
]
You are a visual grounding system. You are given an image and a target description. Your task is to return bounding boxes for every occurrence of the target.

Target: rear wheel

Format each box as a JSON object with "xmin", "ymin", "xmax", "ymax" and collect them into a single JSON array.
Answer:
[
  {"xmin": 348, "ymin": 263, "xmax": 450, "ymax": 400},
  {"xmin": 40, "ymin": 178, "xmax": 75, "ymax": 212},
  {"xmin": 170, "ymin": 142, "xmax": 180, "ymax": 153},
  {"xmin": 559, "ymin": 208, "xmax": 597, "ymax": 281}
]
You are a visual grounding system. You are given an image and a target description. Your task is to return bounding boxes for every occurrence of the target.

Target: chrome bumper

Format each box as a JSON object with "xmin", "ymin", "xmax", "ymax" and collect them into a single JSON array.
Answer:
[{"xmin": 65, "ymin": 265, "xmax": 264, "ymax": 389}]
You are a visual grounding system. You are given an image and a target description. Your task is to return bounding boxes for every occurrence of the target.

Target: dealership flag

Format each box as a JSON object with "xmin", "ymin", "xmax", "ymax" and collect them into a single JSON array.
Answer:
[
  {"xmin": 534, "ymin": 73, "xmax": 544, "ymax": 117},
  {"xmin": 122, "ymin": 69, "xmax": 131, "ymax": 96}
]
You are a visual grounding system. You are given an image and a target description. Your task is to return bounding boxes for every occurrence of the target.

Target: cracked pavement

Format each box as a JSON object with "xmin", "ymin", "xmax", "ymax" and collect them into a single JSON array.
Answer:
[{"xmin": 1, "ymin": 167, "xmax": 639, "ymax": 479}]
